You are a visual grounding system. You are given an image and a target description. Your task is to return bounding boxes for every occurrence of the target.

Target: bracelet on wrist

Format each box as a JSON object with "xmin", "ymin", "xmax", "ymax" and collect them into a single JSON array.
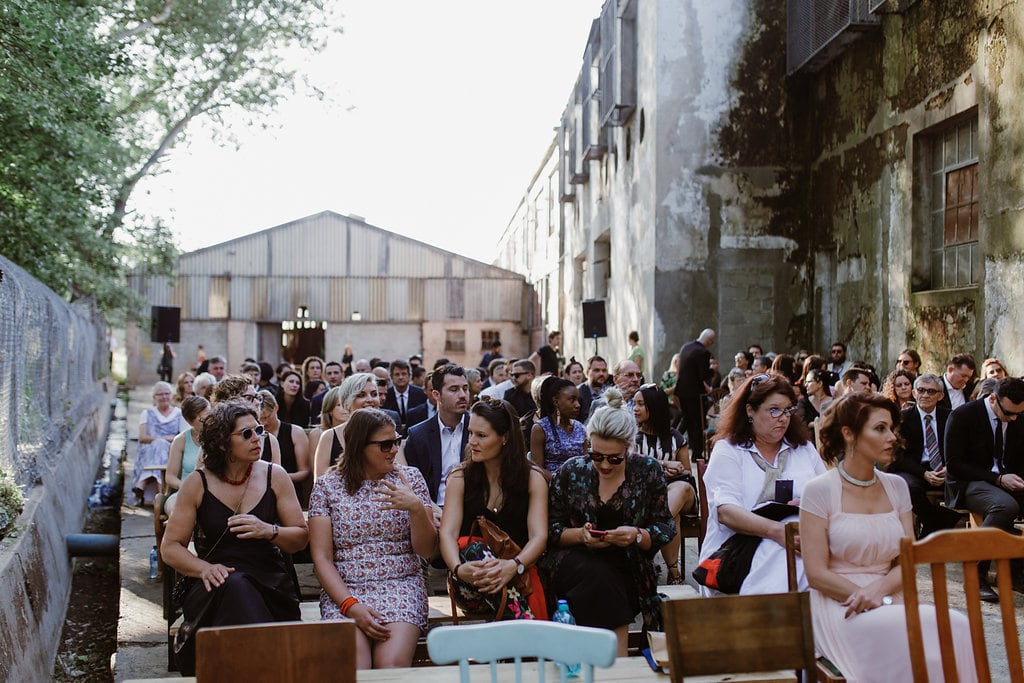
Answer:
[
  {"xmin": 449, "ymin": 563, "xmax": 462, "ymax": 583},
  {"xmin": 339, "ymin": 596, "xmax": 359, "ymax": 616},
  {"xmin": 270, "ymin": 524, "xmax": 279, "ymax": 541}
]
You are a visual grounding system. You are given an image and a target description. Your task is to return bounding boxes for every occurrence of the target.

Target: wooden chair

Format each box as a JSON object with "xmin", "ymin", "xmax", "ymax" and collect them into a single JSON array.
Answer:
[
  {"xmin": 660, "ymin": 592, "xmax": 815, "ymax": 683},
  {"xmin": 426, "ymin": 620, "xmax": 617, "ymax": 683},
  {"xmin": 900, "ymin": 527, "xmax": 1024, "ymax": 683},
  {"xmin": 195, "ymin": 620, "xmax": 356, "ymax": 682},
  {"xmin": 783, "ymin": 521, "xmax": 846, "ymax": 683}
]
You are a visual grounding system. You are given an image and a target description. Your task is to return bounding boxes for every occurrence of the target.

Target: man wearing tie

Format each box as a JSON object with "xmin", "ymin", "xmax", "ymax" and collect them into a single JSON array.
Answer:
[
  {"xmin": 944, "ymin": 376, "xmax": 1024, "ymax": 600},
  {"xmin": 383, "ymin": 359, "xmax": 427, "ymax": 434},
  {"xmin": 890, "ymin": 373, "xmax": 959, "ymax": 537}
]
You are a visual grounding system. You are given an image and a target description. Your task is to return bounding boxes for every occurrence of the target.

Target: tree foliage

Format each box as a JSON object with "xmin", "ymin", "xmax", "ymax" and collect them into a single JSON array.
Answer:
[{"xmin": 0, "ymin": 0, "xmax": 335, "ymax": 320}]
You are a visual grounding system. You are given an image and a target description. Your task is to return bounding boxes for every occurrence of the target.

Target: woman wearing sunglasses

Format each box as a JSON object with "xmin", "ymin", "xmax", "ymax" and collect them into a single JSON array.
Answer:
[
  {"xmin": 309, "ymin": 408, "xmax": 435, "ymax": 669},
  {"xmin": 698, "ymin": 373, "xmax": 826, "ymax": 596},
  {"xmin": 161, "ymin": 400, "xmax": 308, "ymax": 675},
  {"xmin": 545, "ymin": 388, "xmax": 675, "ymax": 655}
]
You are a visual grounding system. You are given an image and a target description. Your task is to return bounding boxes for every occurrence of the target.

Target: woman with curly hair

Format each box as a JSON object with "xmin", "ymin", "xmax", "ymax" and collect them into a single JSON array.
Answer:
[
  {"xmin": 881, "ymin": 369, "xmax": 916, "ymax": 410},
  {"xmin": 161, "ymin": 400, "xmax": 308, "ymax": 675}
]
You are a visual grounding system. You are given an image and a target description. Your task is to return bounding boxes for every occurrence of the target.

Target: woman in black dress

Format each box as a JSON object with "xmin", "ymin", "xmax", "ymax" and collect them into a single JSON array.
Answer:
[
  {"xmin": 545, "ymin": 390, "xmax": 675, "ymax": 655},
  {"xmin": 440, "ymin": 397, "xmax": 549, "ymax": 619},
  {"xmin": 277, "ymin": 370, "xmax": 311, "ymax": 429},
  {"xmin": 161, "ymin": 400, "xmax": 308, "ymax": 675},
  {"xmin": 258, "ymin": 390, "xmax": 310, "ymax": 503}
]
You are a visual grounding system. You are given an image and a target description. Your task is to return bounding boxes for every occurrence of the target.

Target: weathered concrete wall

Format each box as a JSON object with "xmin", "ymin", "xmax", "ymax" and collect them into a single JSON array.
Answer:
[{"xmin": 0, "ymin": 384, "xmax": 114, "ymax": 682}]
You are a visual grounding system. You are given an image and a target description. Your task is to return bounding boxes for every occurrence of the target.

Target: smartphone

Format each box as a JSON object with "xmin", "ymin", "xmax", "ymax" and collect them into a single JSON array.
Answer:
[
  {"xmin": 588, "ymin": 529, "xmax": 608, "ymax": 537},
  {"xmin": 775, "ymin": 479, "xmax": 794, "ymax": 503}
]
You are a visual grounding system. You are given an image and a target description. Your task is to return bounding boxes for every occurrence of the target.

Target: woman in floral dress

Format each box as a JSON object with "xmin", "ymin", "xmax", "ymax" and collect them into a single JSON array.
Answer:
[{"xmin": 308, "ymin": 408, "xmax": 436, "ymax": 670}]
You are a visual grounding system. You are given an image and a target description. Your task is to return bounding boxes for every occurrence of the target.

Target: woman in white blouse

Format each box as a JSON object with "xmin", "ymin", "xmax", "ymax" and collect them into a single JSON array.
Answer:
[{"xmin": 698, "ymin": 373, "xmax": 827, "ymax": 596}]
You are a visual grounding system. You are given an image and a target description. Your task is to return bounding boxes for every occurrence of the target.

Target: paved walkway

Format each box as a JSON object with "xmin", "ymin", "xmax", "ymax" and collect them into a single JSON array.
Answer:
[{"xmin": 110, "ymin": 387, "xmax": 1021, "ymax": 680}]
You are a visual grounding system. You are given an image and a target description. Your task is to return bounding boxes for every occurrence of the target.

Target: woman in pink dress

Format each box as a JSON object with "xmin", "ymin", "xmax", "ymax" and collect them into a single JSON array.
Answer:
[
  {"xmin": 308, "ymin": 408, "xmax": 436, "ymax": 669},
  {"xmin": 800, "ymin": 392, "xmax": 975, "ymax": 682}
]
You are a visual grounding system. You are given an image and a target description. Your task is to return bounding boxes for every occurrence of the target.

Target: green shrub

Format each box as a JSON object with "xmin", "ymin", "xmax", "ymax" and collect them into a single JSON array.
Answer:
[{"xmin": 0, "ymin": 468, "xmax": 25, "ymax": 539}]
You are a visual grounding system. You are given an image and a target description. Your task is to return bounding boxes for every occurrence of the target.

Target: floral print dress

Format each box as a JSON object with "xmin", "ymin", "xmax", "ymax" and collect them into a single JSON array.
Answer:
[{"xmin": 309, "ymin": 465, "xmax": 431, "ymax": 629}]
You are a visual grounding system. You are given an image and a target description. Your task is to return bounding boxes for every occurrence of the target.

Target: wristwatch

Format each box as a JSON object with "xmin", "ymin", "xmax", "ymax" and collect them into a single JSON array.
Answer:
[
  {"xmin": 635, "ymin": 528, "xmax": 644, "ymax": 545},
  {"xmin": 512, "ymin": 557, "xmax": 525, "ymax": 575}
]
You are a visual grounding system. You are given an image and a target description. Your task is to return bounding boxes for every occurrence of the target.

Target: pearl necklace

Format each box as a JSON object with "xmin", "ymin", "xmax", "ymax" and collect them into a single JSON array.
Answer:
[{"xmin": 838, "ymin": 461, "xmax": 876, "ymax": 487}]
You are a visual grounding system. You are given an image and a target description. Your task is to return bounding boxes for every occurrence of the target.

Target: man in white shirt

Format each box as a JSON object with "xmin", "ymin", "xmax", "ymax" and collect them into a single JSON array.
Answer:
[
  {"xmin": 383, "ymin": 359, "xmax": 427, "ymax": 434},
  {"xmin": 938, "ymin": 353, "xmax": 977, "ymax": 412}
]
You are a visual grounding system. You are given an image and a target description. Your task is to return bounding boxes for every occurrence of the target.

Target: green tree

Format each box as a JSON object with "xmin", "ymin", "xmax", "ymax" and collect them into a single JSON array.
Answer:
[{"xmin": 0, "ymin": 0, "xmax": 336, "ymax": 319}]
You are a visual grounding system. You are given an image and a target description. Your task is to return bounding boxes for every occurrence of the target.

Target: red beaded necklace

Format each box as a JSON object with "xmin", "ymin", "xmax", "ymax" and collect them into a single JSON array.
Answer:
[{"xmin": 223, "ymin": 462, "xmax": 254, "ymax": 486}]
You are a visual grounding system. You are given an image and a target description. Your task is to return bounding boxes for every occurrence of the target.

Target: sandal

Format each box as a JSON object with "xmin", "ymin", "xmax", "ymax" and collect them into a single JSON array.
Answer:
[{"xmin": 666, "ymin": 561, "xmax": 683, "ymax": 585}]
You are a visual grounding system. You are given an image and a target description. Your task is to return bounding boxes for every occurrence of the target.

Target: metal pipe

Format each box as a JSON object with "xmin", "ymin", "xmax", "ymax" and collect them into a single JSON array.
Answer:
[{"xmin": 66, "ymin": 533, "xmax": 119, "ymax": 557}]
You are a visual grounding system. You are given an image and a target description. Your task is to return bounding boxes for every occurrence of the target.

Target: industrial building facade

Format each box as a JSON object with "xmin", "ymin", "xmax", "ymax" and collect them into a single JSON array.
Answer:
[
  {"xmin": 127, "ymin": 211, "xmax": 532, "ymax": 382},
  {"xmin": 497, "ymin": 0, "xmax": 1024, "ymax": 378}
]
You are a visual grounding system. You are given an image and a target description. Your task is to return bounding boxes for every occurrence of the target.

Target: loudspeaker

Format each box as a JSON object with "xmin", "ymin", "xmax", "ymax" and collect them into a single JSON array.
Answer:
[
  {"xmin": 150, "ymin": 306, "xmax": 181, "ymax": 343},
  {"xmin": 581, "ymin": 299, "xmax": 607, "ymax": 338}
]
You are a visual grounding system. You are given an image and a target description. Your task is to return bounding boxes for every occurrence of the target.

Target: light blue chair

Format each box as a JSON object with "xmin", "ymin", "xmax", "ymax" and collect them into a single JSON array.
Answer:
[{"xmin": 426, "ymin": 620, "xmax": 618, "ymax": 683}]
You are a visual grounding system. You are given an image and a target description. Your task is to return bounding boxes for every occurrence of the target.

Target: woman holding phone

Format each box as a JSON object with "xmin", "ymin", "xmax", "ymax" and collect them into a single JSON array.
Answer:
[{"xmin": 544, "ymin": 388, "xmax": 675, "ymax": 655}]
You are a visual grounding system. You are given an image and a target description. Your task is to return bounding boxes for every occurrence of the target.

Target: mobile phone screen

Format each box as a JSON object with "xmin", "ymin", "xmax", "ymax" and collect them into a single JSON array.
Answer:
[{"xmin": 775, "ymin": 479, "xmax": 794, "ymax": 503}]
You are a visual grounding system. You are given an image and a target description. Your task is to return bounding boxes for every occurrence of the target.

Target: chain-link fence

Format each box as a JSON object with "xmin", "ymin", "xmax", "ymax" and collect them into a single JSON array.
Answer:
[{"xmin": 0, "ymin": 255, "xmax": 109, "ymax": 488}]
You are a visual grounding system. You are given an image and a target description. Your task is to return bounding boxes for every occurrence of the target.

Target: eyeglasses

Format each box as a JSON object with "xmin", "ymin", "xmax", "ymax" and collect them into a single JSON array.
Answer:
[
  {"xmin": 638, "ymin": 383, "xmax": 659, "ymax": 391},
  {"xmin": 914, "ymin": 387, "xmax": 940, "ymax": 395},
  {"xmin": 231, "ymin": 424, "xmax": 266, "ymax": 440},
  {"xmin": 996, "ymin": 399, "xmax": 1024, "ymax": 417},
  {"xmin": 511, "ymin": 372, "xmax": 530, "ymax": 378},
  {"xmin": 368, "ymin": 437, "xmax": 403, "ymax": 451},
  {"xmin": 587, "ymin": 450, "xmax": 626, "ymax": 465},
  {"xmin": 765, "ymin": 405, "xmax": 798, "ymax": 419},
  {"xmin": 747, "ymin": 373, "xmax": 770, "ymax": 394},
  {"xmin": 243, "ymin": 393, "xmax": 259, "ymax": 403}
]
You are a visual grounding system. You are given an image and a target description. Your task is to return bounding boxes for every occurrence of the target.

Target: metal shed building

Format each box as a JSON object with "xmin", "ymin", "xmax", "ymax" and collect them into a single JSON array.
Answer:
[{"xmin": 126, "ymin": 211, "xmax": 532, "ymax": 383}]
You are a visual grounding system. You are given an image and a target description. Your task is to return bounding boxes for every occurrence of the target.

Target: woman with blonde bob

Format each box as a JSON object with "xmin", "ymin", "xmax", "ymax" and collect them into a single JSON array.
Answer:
[
  {"xmin": 313, "ymin": 373, "xmax": 381, "ymax": 478},
  {"xmin": 801, "ymin": 392, "xmax": 976, "ymax": 682}
]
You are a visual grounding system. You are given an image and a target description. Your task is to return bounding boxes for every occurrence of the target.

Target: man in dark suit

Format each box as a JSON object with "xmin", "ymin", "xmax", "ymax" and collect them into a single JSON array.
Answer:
[
  {"xmin": 382, "ymin": 359, "xmax": 427, "ymax": 434},
  {"xmin": 400, "ymin": 365, "xmax": 471, "ymax": 510},
  {"xmin": 576, "ymin": 355, "xmax": 610, "ymax": 421},
  {"xmin": 677, "ymin": 328, "xmax": 715, "ymax": 461},
  {"xmin": 945, "ymin": 377, "xmax": 1024, "ymax": 600},
  {"xmin": 936, "ymin": 353, "xmax": 977, "ymax": 412},
  {"xmin": 890, "ymin": 373, "xmax": 959, "ymax": 537}
]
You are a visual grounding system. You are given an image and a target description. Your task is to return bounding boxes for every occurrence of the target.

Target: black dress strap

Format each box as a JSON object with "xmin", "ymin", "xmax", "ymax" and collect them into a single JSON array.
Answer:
[
  {"xmin": 198, "ymin": 469, "xmax": 209, "ymax": 491},
  {"xmin": 265, "ymin": 462, "xmax": 273, "ymax": 493}
]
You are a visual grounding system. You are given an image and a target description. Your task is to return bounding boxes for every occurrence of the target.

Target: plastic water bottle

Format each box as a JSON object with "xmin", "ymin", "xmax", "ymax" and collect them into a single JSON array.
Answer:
[
  {"xmin": 149, "ymin": 545, "xmax": 159, "ymax": 579},
  {"xmin": 552, "ymin": 599, "xmax": 580, "ymax": 678}
]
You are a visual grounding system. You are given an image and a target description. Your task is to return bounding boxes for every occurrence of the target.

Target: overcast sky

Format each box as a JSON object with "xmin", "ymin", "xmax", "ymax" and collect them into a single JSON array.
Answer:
[{"xmin": 131, "ymin": 1, "xmax": 605, "ymax": 264}]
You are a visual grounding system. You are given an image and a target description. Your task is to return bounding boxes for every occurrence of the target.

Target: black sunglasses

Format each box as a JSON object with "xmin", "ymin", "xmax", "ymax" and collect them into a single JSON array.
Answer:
[
  {"xmin": 368, "ymin": 437, "xmax": 403, "ymax": 451},
  {"xmin": 511, "ymin": 371, "xmax": 530, "ymax": 378},
  {"xmin": 997, "ymin": 399, "xmax": 1024, "ymax": 417},
  {"xmin": 231, "ymin": 424, "xmax": 266, "ymax": 440},
  {"xmin": 588, "ymin": 450, "xmax": 626, "ymax": 465}
]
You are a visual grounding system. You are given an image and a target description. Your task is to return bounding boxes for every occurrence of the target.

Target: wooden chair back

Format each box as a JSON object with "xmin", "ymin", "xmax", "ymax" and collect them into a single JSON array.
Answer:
[
  {"xmin": 900, "ymin": 527, "xmax": 1024, "ymax": 683},
  {"xmin": 784, "ymin": 521, "xmax": 799, "ymax": 592},
  {"xmin": 195, "ymin": 620, "xmax": 356, "ymax": 682},
  {"xmin": 661, "ymin": 592, "xmax": 815, "ymax": 683},
  {"xmin": 427, "ymin": 620, "xmax": 617, "ymax": 683}
]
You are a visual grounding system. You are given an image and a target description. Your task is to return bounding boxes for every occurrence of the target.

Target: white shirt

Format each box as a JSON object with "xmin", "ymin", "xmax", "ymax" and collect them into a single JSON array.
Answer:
[
  {"xmin": 435, "ymin": 415, "xmax": 465, "ymax": 505},
  {"xmin": 480, "ymin": 378, "xmax": 513, "ymax": 400},
  {"xmin": 983, "ymin": 397, "xmax": 1005, "ymax": 474},
  {"xmin": 945, "ymin": 376, "xmax": 966, "ymax": 410},
  {"xmin": 699, "ymin": 437, "xmax": 827, "ymax": 596}
]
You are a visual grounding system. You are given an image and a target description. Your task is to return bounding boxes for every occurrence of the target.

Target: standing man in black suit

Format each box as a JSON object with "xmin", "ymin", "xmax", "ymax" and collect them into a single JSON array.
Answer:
[
  {"xmin": 399, "ymin": 365, "xmax": 471, "ymax": 514},
  {"xmin": 936, "ymin": 353, "xmax": 977, "ymax": 412},
  {"xmin": 382, "ymin": 359, "xmax": 427, "ymax": 434},
  {"xmin": 677, "ymin": 328, "xmax": 715, "ymax": 461},
  {"xmin": 945, "ymin": 377, "xmax": 1024, "ymax": 600},
  {"xmin": 890, "ymin": 373, "xmax": 959, "ymax": 537}
]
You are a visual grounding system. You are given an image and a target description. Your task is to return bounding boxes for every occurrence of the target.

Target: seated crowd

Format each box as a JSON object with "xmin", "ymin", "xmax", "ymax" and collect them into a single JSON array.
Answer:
[{"xmin": 150, "ymin": 338, "xmax": 1021, "ymax": 676}]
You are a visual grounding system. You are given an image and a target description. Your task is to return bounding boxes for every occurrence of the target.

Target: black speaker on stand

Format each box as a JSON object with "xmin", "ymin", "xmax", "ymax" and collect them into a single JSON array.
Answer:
[
  {"xmin": 581, "ymin": 299, "xmax": 607, "ymax": 356},
  {"xmin": 150, "ymin": 306, "xmax": 181, "ymax": 343}
]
